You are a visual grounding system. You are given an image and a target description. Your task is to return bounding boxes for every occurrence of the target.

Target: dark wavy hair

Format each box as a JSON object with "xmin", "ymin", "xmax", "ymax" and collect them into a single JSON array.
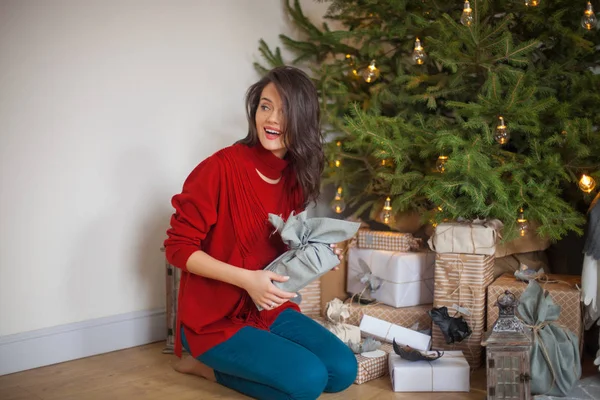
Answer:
[{"xmin": 237, "ymin": 66, "xmax": 324, "ymax": 206}]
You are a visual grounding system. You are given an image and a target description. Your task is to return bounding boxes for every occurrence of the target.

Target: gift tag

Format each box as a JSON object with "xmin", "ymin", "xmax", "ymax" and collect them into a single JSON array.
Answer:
[
  {"xmin": 361, "ymin": 349, "xmax": 386, "ymax": 358},
  {"xmin": 451, "ymin": 303, "xmax": 471, "ymax": 316}
]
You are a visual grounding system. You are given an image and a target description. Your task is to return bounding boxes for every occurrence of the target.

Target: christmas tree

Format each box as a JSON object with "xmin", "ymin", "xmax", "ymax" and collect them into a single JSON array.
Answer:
[{"xmin": 255, "ymin": 0, "xmax": 600, "ymax": 242}]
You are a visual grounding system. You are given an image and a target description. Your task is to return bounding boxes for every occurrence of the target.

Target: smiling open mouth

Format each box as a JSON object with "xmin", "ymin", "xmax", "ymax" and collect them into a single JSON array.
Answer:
[{"xmin": 265, "ymin": 128, "xmax": 281, "ymax": 136}]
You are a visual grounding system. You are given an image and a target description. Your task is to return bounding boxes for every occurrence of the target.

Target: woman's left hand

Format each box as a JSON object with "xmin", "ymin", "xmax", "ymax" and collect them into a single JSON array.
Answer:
[{"xmin": 330, "ymin": 243, "xmax": 343, "ymax": 271}]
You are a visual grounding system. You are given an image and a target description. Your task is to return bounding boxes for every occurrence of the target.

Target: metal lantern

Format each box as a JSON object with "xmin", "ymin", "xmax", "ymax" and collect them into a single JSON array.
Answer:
[{"xmin": 481, "ymin": 290, "xmax": 532, "ymax": 400}]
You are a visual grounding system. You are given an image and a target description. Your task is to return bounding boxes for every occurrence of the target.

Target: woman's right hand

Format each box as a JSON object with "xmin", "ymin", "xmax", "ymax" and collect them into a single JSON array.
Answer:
[{"xmin": 242, "ymin": 270, "xmax": 297, "ymax": 310}]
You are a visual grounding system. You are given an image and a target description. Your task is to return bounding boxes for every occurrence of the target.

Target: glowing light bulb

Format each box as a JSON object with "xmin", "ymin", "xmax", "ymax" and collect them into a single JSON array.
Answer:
[
  {"xmin": 412, "ymin": 38, "xmax": 426, "ymax": 65},
  {"xmin": 582, "ymin": 2, "xmax": 597, "ymax": 30},
  {"xmin": 379, "ymin": 196, "xmax": 395, "ymax": 225},
  {"xmin": 345, "ymin": 54, "xmax": 360, "ymax": 79},
  {"xmin": 436, "ymin": 155, "xmax": 448, "ymax": 173},
  {"xmin": 517, "ymin": 208, "xmax": 529, "ymax": 237},
  {"xmin": 331, "ymin": 187, "xmax": 346, "ymax": 214},
  {"xmin": 494, "ymin": 116, "xmax": 510, "ymax": 145},
  {"xmin": 335, "ymin": 159, "xmax": 341, "ymax": 167},
  {"xmin": 362, "ymin": 60, "xmax": 381, "ymax": 83},
  {"xmin": 525, "ymin": 0, "xmax": 540, "ymax": 6},
  {"xmin": 579, "ymin": 174, "xmax": 596, "ymax": 193},
  {"xmin": 460, "ymin": 1, "xmax": 474, "ymax": 26}
]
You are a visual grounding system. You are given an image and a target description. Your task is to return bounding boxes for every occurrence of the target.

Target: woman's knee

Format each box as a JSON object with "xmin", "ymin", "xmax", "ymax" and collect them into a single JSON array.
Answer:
[
  {"xmin": 324, "ymin": 344, "xmax": 357, "ymax": 393},
  {"xmin": 285, "ymin": 358, "xmax": 329, "ymax": 400}
]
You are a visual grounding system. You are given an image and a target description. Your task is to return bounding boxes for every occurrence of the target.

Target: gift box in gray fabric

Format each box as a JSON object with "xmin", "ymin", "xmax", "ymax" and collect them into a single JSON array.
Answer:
[{"xmin": 256, "ymin": 211, "xmax": 361, "ymax": 310}]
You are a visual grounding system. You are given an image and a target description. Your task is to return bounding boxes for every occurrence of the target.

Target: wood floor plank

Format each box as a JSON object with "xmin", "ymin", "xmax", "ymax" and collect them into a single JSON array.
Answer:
[
  {"xmin": 0, "ymin": 341, "xmax": 594, "ymax": 400},
  {"xmin": 0, "ymin": 385, "xmax": 43, "ymax": 400}
]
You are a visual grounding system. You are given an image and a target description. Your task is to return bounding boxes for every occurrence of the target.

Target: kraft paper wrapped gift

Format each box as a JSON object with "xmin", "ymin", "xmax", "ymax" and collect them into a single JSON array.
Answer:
[
  {"xmin": 354, "ymin": 343, "xmax": 394, "ymax": 385},
  {"xmin": 428, "ymin": 220, "xmax": 500, "ymax": 255},
  {"xmin": 431, "ymin": 253, "xmax": 495, "ymax": 368},
  {"xmin": 389, "ymin": 351, "xmax": 470, "ymax": 392},
  {"xmin": 359, "ymin": 315, "xmax": 431, "ymax": 351},
  {"xmin": 357, "ymin": 229, "xmax": 421, "ymax": 252},
  {"xmin": 347, "ymin": 248, "xmax": 435, "ymax": 308},
  {"xmin": 297, "ymin": 279, "xmax": 322, "ymax": 318},
  {"xmin": 344, "ymin": 301, "xmax": 432, "ymax": 331},
  {"xmin": 487, "ymin": 273, "xmax": 583, "ymax": 350}
]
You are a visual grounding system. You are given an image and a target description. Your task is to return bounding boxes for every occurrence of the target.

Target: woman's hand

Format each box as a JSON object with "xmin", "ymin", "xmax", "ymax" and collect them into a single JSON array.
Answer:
[
  {"xmin": 330, "ymin": 243, "xmax": 344, "ymax": 271},
  {"xmin": 242, "ymin": 270, "xmax": 297, "ymax": 310}
]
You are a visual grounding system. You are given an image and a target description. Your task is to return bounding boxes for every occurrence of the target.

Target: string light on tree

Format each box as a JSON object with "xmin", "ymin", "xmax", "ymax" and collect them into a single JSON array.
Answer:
[
  {"xmin": 362, "ymin": 60, "xmax": 381, "ymax": 83},
  {"xmin": 412, "ymin": 38, "xmax": 426, "ymax": 65},
  {"xmin": 380, "ymin": 196, "xmax": 395, "ymax": 225},
  {"xmin": 525, "ymin": 0, "xmax": 540, "ymax": 6},
  {"xmin": 517, "ymin": 208, "xmax": 529, "ymax": 237},
  {"xmin": 579, "ymin": 174, "xmax": 596, "ymax": 193},
  {"xmin": 494, "ymin": 116, "xmax": 510, "ymax": 145},
  {"xmin": 436, "ymin": 155, "xmax": 448, "ymax": 173},
  {"xmin": 331, "ymin": 186, "xmax": 346, "ymax": 214},
  {"xmin": 460, "ymin": 1, "xmax": 474, "ymax": 26},
  {"xmin": 582, "ymin": 2, "xmax": 597, "ymax": 30},
  {"xmin": 335, "ymin": 140, "xmax": 342, "ymax": 167},
  {"xmin": 345, "ymin": 54, "xmax": 360, "ymax": 78}
]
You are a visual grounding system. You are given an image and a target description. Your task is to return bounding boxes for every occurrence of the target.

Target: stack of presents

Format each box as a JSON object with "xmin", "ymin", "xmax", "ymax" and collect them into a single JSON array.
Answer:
[{"xmin": 299, "ymin": 220, "xmax": 583, "ymax": 392}]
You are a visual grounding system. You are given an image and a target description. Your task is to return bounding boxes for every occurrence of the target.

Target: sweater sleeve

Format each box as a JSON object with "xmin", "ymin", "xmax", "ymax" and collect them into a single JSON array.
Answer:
[{"xmin": 164, "ymin": 155, "xmax": 221, "ymax": 271}]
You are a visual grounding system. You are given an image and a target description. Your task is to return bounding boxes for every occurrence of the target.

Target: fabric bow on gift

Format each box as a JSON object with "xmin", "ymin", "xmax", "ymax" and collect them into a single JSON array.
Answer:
[
  {"xmin": 256, "ymin": 211, "xmax": 361, "ymax": 311},
  {"xmin": 321, "ymin": 298, "xmax": 362, "ymax": 345},
  {"xmin": 429, "ymin": 306, "xmax": 472, "ymax": 344},
  {"xmin": 357, "ymin": 259, "xmax": 383, "ymax": 294}
]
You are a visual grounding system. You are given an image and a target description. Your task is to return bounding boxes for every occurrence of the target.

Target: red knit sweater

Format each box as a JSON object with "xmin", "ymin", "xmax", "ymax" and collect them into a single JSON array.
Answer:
[{"xmin": 164, "ymin": 142, "xmax": 304, "ymax": 357}]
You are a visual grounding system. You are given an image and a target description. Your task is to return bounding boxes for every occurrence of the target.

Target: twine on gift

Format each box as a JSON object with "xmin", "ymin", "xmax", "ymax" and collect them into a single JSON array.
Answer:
[
  {"xmin": 349, "ymin": 249, "xmax": 433, "ymax": 309},
  {"xmin": 431, "ymin": 221, "xmax": 497, "ymax": 254},
  {"xmin": 521, "ymin": 320, "xmax": 557, "ymax": 395},
  {"xmin": 440, "ymin": 258, "xmax": 480, "ymax": 368},
  {"xmin": 520, "ymin": 316, "xmax": 581, "ymax": 396},
  {"xmin": 511, "ymin": 274, "xmax": 582, "ymax": 307}
]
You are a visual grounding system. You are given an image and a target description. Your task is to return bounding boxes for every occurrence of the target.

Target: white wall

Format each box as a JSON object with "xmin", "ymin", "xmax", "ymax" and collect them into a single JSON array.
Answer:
[{"xmin": 0, "ymin": 0, "xmax": 330, "ymax": 337}]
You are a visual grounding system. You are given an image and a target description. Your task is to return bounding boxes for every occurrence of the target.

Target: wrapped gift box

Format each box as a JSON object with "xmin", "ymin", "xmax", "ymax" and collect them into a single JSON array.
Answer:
[
  {"xmin": 428, "ymin": 220, "xmax": 500, "ymax": 255},
  {"xmin": 161, "ymin": 248, "xmax": 182, "ymax": 354},
  {"xmin": 360, "ymin": 315, "xmax": 431, "ymax": 351},
  {"xmin": 389, "ymin": 351, "xmax": 470, "ymax": 392},
  {"xmin": 344, "ymin": 301, "xmax": 432, "ymax": 331},
  {"xmin": 347, "ymin": 248, "xmax": 435, "ymax": 308},
  {"xmin": 357, "ymin": 229, "xmax": 421, "ymax": 252},
  {"xmin": 431, "ymin": 253, "xmax": 495, "ymax": 368},
  {"xmin": 487, "ymin": 273, "xmax": 582, "ymax": 349},
  {"xmin": 355, "ymin": 343, "xmax": 393, "ymax": 385},
  {"xmin": 312, "ymin": 313, "xmax": 361, "ymax": 345},
  {"xmin": 298, "ymin": 279, "xmax": 322, "ymax": 318}
]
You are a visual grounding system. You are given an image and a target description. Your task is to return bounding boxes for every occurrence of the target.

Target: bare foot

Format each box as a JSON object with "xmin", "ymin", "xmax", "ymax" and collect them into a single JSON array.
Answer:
[{"xmin": 173, "ymin": 356, "xmax": 217, "ymax": 382}]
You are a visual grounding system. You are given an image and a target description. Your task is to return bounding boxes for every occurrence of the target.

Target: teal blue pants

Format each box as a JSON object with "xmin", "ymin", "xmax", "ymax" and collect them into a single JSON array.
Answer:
[{"xmin": 181, "ymin": 308, "xmax": 357, "ymax": 400}]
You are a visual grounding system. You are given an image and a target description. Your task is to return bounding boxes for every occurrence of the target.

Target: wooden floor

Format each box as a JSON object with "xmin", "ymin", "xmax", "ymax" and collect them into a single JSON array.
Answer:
[{"xmin": 0, "ymin": 342, "xmax": 596, "ymax": 400}]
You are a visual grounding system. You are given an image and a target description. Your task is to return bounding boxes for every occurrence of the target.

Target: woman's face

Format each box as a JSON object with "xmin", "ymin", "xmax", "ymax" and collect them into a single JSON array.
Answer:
[{"xmin": 255, "ymin": 82, "xmax": 287, "ymax": 159}]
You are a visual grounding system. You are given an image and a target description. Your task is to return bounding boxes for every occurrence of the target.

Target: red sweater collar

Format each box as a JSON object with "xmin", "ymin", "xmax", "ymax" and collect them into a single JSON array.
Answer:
[{"xmin": 242, "ymin": 142, "xmax": 289, "ymax": 180}]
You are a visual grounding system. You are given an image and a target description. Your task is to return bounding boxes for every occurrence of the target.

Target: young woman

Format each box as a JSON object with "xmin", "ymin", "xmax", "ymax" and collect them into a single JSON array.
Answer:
[{"xmin": 163, "ymin": 66, "xmax": 358, "ymax": 400}]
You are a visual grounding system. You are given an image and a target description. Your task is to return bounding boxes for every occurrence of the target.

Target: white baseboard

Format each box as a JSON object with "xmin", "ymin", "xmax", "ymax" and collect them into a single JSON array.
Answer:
[{"xmin": 0, "ymin": 308, "xmax": 166, "ymax": 376}]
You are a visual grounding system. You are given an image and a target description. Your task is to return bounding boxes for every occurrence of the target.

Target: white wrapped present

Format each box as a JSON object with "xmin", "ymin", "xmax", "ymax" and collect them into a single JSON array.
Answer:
[
  {"xmin": 347, "ymin": 248, "xmax": 435, "ymax": 308},
  {"xmin": 359, "ymin": 315, "xmax": 431, "ymax": 352},
  {"xmin": 389, "ymin": 350, "xmax": 470, "ymax": 392},
  {"xmin": 427, "ymin": 219, "xmax": 500, "ymax": 256}
]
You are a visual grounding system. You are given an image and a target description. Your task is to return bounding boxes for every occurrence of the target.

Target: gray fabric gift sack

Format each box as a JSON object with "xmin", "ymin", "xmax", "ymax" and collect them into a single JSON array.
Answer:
[
  {"xmin": 517, "ymin": 280, "xmax": 582, "ymax": 397},
  {"xmin": 255, "ymin": 211, "xmax": 361, "ymax": 311}
]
